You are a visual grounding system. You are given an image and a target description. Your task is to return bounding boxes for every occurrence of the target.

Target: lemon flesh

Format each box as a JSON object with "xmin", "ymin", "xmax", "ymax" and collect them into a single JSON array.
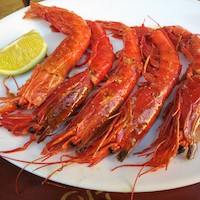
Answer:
[{"xmin": 0, "ymin": 30, "xmax": 48, "ymax": 76}]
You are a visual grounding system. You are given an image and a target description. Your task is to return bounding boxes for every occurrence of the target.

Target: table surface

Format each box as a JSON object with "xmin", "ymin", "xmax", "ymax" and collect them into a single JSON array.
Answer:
[{"xmin": 1, "ymin": 1, "xmax": 200, "ymax": 200}]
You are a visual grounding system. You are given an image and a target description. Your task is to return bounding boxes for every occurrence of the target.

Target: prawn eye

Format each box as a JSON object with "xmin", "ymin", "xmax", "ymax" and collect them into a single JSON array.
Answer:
[
  {"xmin": 177, "ymin": 145, "xmax": 185, "ymax": 154},
  {"xmin": 117, "ymin": 150, "xmax": 128, "ymax": 162},
  {"xmin": 109, "ymin": 147, "xmax": 115, "ymax": 154},
  {"xmin": 29, "ymin": 127, "xmax": 36, "ymax": 134},
  {"xmin": 15, "ymin": 101, "xmax": 24, "ymax": 109},
  {"xmin": 70, "ymin": 141, "xmax": 76, "ymax": 147}
]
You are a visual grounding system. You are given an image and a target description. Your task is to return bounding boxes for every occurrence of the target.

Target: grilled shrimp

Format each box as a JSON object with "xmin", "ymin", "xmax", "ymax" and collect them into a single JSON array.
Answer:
[
  {"xmin": 42, "ymin": 22, "xmax": 143, "ymax": 156},
  {"xmin": 0, "ymin": 2, "xmax": 91, "ymax": 114}
]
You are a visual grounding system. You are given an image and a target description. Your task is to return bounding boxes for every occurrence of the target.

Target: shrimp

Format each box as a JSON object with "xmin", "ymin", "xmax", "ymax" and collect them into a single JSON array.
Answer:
[
  {"xmin": 136, "ymin": 26, "xmax": 200, "ymax": 172},
  {"xmin": 42, "ymin": 22, "xmax": 143, "ymax": 156},
  {"xmin": 68, "ymin": 26, "xmax": 182, "ymax": 167},
  {"xmin": 0, "ymin": 21, "xmax": 114, "ymax": 152},
  {"xmin": 0, "ymin": 21, "xmax": 114, "ymax": 153},
  {"xmin": 0, "ymin": 2, "xmax": 91, "ymax": 114}
]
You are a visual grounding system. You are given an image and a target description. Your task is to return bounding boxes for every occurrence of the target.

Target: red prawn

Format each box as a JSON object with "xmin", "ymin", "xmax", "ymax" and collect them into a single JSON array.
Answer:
[
  {"xmin": 65, "ymin": 25, "xmax": 181, "ymax": 167},
  {"xmin": 0, "ymin": 2, "xmax": 91, "ymax": 114},
  {"xmin": 0, "ymin": 21, "xmax": 114, "ymax": 152},
  {"xmin": 134, "ymin": 26, "xmax": 200, "ymax": 172},
  {"xmin": 42, "ymin": 22, "xmax": 144, "ymax": 156}
]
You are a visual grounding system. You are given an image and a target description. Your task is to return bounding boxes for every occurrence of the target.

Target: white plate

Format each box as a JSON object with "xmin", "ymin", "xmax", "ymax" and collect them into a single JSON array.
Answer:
[{"xmin": 0, "ymin": 0, "xmax": 200, "ymax": 193}]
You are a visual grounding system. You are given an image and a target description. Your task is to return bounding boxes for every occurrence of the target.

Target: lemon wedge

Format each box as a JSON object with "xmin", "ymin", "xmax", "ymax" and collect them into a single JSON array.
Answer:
[{"xmin": 0, "ymin": 30, "xmax": 48, "ymax": 76}]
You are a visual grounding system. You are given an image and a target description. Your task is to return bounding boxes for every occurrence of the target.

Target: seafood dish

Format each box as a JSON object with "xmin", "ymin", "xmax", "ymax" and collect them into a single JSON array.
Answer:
[{"xmin": 0, "ymin": 0, "xmax": 200, "ymax": 196}]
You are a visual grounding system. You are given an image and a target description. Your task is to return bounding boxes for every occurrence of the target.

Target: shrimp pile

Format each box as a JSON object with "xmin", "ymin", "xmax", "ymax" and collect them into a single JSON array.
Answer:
[{"xmin": 0, "ymin": 2, "xmax": 200, "ymax": 196}]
